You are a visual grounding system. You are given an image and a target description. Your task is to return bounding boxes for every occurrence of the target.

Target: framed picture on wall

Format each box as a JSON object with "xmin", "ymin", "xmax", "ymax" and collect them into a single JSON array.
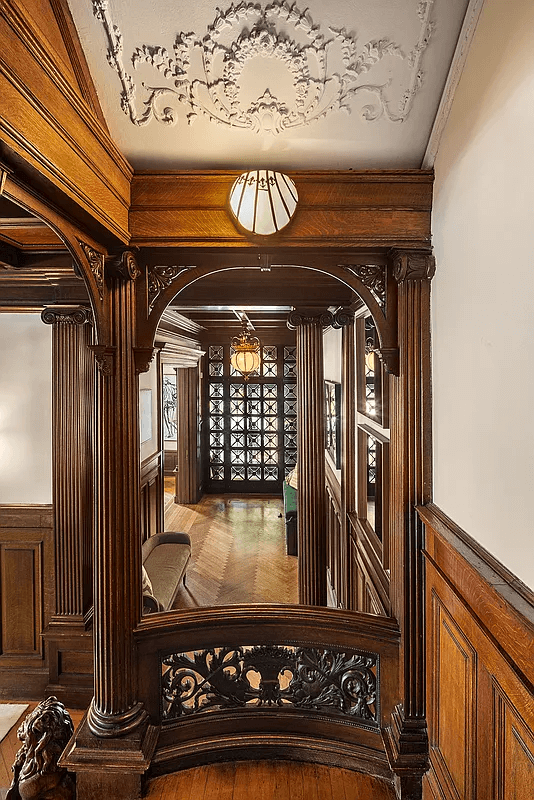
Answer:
[{"xmin": 325, "ymin": 381, "xmax": 341, "ymax": 469}]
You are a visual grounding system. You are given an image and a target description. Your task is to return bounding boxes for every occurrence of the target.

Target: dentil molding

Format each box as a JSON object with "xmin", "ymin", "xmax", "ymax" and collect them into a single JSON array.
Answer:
[{"xmin": 92, "ymin": 0, "xmax": 435, "ymax": 135}]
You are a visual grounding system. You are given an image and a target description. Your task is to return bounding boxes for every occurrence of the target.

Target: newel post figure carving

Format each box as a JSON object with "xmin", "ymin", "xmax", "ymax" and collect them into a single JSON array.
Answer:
[
  {"xmin": 7, "ymin": 697, "xmax": 75, "ymax": 800},
  {"xmin": 384, "ymin": 249, "xmax": 435, "ymax": 799}
]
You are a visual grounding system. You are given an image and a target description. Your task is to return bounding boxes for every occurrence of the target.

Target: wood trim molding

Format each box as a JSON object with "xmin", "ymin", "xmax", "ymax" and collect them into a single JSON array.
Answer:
[
  {"xmin": 419, "ymin": 503, "xmax": 534, "ymax": 689},
  {"xmin": 1, "ymin": 0, "xmax": 129, "ymax": 177},
  {"xmin": 130, "ymin": 171, "xmax": 433, "ymax": 249},
  {"xmin": 422, "ymin": 0, "xmax": 486, "ymax": 168}
]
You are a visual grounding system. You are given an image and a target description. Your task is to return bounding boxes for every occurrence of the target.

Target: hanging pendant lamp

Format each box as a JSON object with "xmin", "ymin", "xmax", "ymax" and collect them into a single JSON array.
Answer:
[
  {"xmin": 229, "ymin": 170, "xmax": 298, "ymax": 236},
  {"xmin": 230, "ymin": 325, "xmax": 261, "ymax": 380}
]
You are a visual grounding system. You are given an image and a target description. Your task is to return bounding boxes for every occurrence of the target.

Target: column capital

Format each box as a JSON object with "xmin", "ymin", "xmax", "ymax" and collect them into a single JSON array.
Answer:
[
  {"xmin": 106, "ymin": 249, "xmax": 141, "ymax": 281},
  {"xmin": 41, "ymin": 305, "xmax": 92, "ymax": 326},
  {"xmin": 331, "ymin": 308, "xmax": 354, "ymax": 328},
  {"xmin": 391, "ymin": 249, "xmax": 436, "ymax": 283},
  {"xmin": 287, "ymin": 308, "xmax": 334, "ymax": 330}
]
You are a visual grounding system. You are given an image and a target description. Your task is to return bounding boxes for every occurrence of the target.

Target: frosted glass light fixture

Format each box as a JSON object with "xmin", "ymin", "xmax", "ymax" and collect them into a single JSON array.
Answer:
[{"xmin": 229, "ymin": 170, "xmax": 298, "ymax": 235}]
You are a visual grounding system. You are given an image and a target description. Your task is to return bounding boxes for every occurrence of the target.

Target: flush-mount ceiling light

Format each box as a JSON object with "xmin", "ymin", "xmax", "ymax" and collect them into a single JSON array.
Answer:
[{"xmin": 229, "ymin": 170, "xmax": 298, "ymax": 236}]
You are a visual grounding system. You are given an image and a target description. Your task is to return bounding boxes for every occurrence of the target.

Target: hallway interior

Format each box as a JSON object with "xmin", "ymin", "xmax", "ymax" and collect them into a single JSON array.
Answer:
[{"xmin": 164, "ymin": 479, "xmax": 298, "ymax": 606}]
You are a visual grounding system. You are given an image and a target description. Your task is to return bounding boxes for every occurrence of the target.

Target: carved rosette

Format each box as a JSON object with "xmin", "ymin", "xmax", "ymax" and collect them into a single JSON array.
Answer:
[
  {"xmin": 79, "ymin": 241, "xmax": 105, "ymax": 299},
  {"xmin": 41, "ymin": 305, "xmax": 93, "ymax": 326},
  {"xmin": 287, "ymin": 309, "xmax": 334, "ymax": 329},
  {"xmin": 107, "ymin": 250, "xmax": 141, "ymax": 281},
  {"xmin": 392, "ymin": 250, "xmax": 436, "ymax": 283},
  {"xmin": 343, "ymin": 265, "xmax": 386, "ymax": 308},
  {"xmin": 89, "ymin": 344, "xmax": 116, "ymax": 375},
  {"xmin": 161, "ymin": 644, "xmax": 378, "ymax": 727}
]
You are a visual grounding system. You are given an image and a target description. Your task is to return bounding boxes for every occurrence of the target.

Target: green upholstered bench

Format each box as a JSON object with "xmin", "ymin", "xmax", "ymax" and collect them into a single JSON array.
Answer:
[{"xmin": 142, "ymin": 531, "xmax": 191, "ymax": 614}]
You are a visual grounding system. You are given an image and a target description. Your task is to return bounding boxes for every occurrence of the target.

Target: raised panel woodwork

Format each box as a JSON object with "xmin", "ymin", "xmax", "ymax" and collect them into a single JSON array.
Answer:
[
  {"xmin": 1, "ymin": 545, "xmax": 39, "ymax": 655},
  {"xmin": 141, "ymin": 452, "xmax": 164, "ymax": 541},
  {"xmin": 421, "ymin": 504, "xmax": 534, "ymax": 800},
  {"xmin": 493, "ymin": 682, "xmax": 534, "ymax": 800},
  {"xmin": 0, "ymin": 506, "xmax": 54, "ymax": 696},
  {"xmin": 429, "ymin": 592, "xmax": 476, "ymax": 800}
]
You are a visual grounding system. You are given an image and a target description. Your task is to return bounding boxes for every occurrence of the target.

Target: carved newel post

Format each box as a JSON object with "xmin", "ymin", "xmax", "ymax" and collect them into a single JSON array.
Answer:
[
  {"xmin": 41, "ymin": 305, "xmax": 94, "ymax": 703},
  {"xmin": 384, "ymin": 250, "xmax": 435, "ymax": 799},
  {"xmin": 288, "ymin": 309, "xmax": 334, "ymax": 606}
]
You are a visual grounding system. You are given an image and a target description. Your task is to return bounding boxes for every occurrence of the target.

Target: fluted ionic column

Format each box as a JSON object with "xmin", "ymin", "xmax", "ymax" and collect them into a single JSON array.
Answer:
[
  {"xmin": 175, "ymin": 366, "xmax": 200, "ymax": 504},
  {"xmin": 41, "ymin": 306, "xmax": 94, "ymax": 625},
  {"xmin": 384, "ymin": 249, "xmax": 435, "ymax": 797},
  {"xmin": 340, "ymin": 311, "xmax": 356, "ymax": 610},
  {"xmin": 288, "ymin": 309, "xmax": 333, "ymax": 606},
  {"xmin": 87, "ymin": 252, "xmax": 147, "ymax": 738}
]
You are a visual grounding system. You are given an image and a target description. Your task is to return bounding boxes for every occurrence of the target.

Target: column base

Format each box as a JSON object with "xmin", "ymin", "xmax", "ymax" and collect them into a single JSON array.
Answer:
[
  {"xmin": 60, "ymin": 711, "xmax": 159, "ymax": 800},
  {"xmin": 383, "ymin": 704, "xmax": 429, "ymax": 800}
]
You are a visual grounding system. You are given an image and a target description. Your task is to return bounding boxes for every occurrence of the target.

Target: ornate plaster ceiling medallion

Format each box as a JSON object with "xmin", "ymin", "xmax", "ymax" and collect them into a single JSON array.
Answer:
[{"xmin": 92, "ymin": 0, "xmax": 435, "ymax": 135}]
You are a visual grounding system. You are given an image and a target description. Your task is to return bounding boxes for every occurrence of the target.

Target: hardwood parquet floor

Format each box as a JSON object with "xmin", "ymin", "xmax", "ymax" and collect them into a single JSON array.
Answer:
[
  {"xmin": 144, "ymin": 761, "xmax": 395, "ymax": 799},
  {"xmin": 164, "ymin": 481, "xmax": 298, "ymax": 607}
]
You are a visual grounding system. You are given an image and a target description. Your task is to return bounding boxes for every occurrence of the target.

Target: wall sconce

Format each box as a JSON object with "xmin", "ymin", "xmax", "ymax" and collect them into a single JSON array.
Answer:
[
  {"xmin": 230, "ymin": 324, "xmax": 261, "ymax": 380},
  {"xmin": 229, "ymin": 170, "xmax": 298, "ymax": 235}
]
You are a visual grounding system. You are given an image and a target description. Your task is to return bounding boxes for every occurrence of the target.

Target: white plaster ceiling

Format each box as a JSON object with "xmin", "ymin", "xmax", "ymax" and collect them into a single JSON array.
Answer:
[{"xmin": 68, "ymin": 0, "xmax": 471, "ymax": 170}]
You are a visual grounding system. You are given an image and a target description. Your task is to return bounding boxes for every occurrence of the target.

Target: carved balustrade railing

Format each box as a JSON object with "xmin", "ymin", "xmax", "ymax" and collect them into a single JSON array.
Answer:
[{"xmin": 135, "ymin": 606, "xmax": 400, "ymax": 775}]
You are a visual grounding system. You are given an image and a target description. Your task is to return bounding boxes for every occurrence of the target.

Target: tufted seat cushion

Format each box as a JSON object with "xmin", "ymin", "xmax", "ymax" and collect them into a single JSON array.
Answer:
[{"xmin": 142, "ymin": 531, "xmax": 191, "ymax": 612}]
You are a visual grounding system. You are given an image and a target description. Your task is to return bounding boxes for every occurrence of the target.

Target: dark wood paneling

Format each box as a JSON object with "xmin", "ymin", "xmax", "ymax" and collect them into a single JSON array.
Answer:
[
  {"xmin": 420, "ymin": 504, "xmax": 534, "ymax": 800},
  {"xmin": 141, "ymin": 452, "xmax": 164, "ymax": 542},
  {"xmin": 0, "ymin": 505, "xmax": 54, "ymax": 697},
  {"xmin": 130, "ymin": 171, "xmax": 432, "ymax": 248},
  {"xmin": 0, "ymin": 0, "xmax": 131, "ymax": 240}
]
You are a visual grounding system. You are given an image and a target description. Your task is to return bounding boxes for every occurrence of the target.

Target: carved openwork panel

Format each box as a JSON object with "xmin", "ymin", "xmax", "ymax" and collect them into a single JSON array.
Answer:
[{"xmin": 161, "ymin": 643, "xmax": 379, "ymax": 729}]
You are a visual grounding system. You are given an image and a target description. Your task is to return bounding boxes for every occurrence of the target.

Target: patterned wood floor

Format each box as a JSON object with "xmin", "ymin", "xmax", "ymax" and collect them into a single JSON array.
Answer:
[
  {"xmin": 144, "ymin": 761, "xmax": 395, "ymax": 799},
  {"xmin": 164, "ymin": 482, "xmax": 298, "ymax": 607}
]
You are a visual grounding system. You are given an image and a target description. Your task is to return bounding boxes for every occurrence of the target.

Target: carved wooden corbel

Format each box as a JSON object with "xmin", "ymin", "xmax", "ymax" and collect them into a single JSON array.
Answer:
[
  {"xmin": 89, "ymin": 344, "xmax": 116, "ymax": 375},
  {"xmin": 133, "ymin": 346, "xmax": 157, "ymax": 375}
]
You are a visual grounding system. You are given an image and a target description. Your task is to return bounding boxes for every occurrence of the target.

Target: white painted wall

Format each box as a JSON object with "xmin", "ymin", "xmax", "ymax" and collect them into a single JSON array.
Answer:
[
  {"xmin": 323, "ymin": 327, "xmax": 342, "ymax": 384},
  {"xmin": 139, "ymin": 357, "xmax": 160, "ymax": 461},
  {"xmin": 0, "ymin": 314, "xmax": 52, "ymax": 503},
  {"xmin": 432, "ymin": 0, "xmax": 534, "ymax": 588}
]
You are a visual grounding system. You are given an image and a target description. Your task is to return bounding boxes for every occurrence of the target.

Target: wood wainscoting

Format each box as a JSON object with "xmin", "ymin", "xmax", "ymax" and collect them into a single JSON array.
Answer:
[
  {"xmin": 419, "ymin": 504, "xmax": 534, "ymax": 800},
  {"xmin": 0, "ymin": 505, "xmax": 55, "ymax": 698},
  {"xmin": 141, "ymin": 452, "xmax": 164, "ymax": 543}
]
